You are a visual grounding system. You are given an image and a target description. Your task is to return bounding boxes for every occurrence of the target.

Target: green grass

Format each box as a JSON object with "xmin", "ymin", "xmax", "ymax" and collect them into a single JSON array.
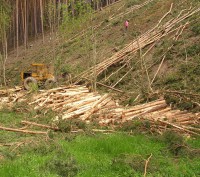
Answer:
[{"xmin": 0, "ymin": 130, "xmax": 200, "ymax": 177}]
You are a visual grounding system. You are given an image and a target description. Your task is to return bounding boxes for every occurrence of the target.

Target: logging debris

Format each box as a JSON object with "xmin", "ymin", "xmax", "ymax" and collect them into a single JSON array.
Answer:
[
  {"xmin": 73, "ymin": 5, "xmax": 200, "ymax": 84},
  {"xmin": 0, "ymin": 85, "xmax": 199, "ymax": 136}
]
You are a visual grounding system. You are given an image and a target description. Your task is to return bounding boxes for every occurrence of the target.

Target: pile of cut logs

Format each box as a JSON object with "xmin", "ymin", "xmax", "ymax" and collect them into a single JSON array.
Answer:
[
  {"xmin": 29, "ymin": 85, "xmax": 119, "ymax": 122},
  {"xmin": 0, "ymin": 85, "xmax": 199, "ymax": 135},
  {"xmin": 0, "ymin": 86, "xmax": 25, "ymax": 109}
]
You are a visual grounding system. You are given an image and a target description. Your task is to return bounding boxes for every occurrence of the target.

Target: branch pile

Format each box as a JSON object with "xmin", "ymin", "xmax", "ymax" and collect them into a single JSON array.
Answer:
[
  {"xmin": 1, "ymin": 85, "xmax": 199, "ymax": 135},
  {"xmin": 0, "ymin": 86, "xmax": 25, "ymax": 109},
  {"xmin": 74, "ymin": 5, "xmax": 200, "ymax": 84}
]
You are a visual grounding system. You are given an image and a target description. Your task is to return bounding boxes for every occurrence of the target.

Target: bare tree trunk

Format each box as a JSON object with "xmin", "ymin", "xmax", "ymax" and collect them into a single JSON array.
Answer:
[
  {"xmin": 71, "ymin": 0, "xmax": 75, "ymax": 17},
  {"xmin": 53, "ymin": 0, "xmax": 56, "ymax": 31},
  {"xmin": 2, "ymin": 27, "xmax": 8, "ymax": 86},
  {"xmin": 92, "ymin": 30, "xmax": 97, "ymax": 92},
  {"xmin": 34, "ymin": 0, "xmax": 38, "ymax": 39},
  {"xmin": 24, "ymin": 0, "xmax": 27, "ymax": 50},
  {"xmin": 40, "ymin": 0, "xmax": 44, "ymax": 43},
  {"xmin": 58, "ymin": 0, "xmax": 61, "ymax": 27},
  {"xmin": 96, "ymin": 0, "xmax": 99, "ymax": 10},
  {"xmin": 16, "ymin": 0, "xmax": 19, "ymax": 57},
  {"xmin": 3, "ymin": 35, "xmax": 8, "ymax": 86},
  {"xmin": 65, "ymin": 0, "xmax": 68, "ymax": 17},
  {"xmin": 21, "ymin": 1, "xmax": 25, "ymax": 48}
]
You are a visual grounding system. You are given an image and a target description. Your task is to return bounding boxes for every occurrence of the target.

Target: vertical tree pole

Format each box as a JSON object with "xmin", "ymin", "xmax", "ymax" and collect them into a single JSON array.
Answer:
[
  {"xmin": 40, "ymin": 0, "xmax": 44, "ymax": 43},
  {"xmin": 16, "ymin": 0, "xmax": 19, "ymax": 57},
  {"xmin": 65, "ymin": 0, "xmax": 68, "ymax": 12},
  {"xmin": 3, "ymin": 28, "xmax": 8, "ymax": 86},
  {"xmin": 58, "ymin": 0, "xmax": 61, "ymax": 27},
  {"xmin": 34, "ymin": 0, "xmax": 38, "ymax": 40},
  {"xmin": 21, "ymin": 0, "xmax": 25, "ymax": 44},
  {"xmin": 24, "ymin": 0, "xmax": 27, "ymax": 50},
  {"xmin": 26, "ymin": 0, "xmax": 29, "ymax": 46},
  {"xmin": 92, "ymin": 29, "xmax": 97, "ymax": 92},
  {"xmin": 71, "ymin": 0, "xmax": 75, "ymax": 17}
]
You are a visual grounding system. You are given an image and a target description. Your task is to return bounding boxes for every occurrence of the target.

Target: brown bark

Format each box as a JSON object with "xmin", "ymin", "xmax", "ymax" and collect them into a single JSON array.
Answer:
[
  {"xmin": 40, "ymin": 0, "xmax": 44, "ymax": 42},
  {"xmin": 0, "ymin": 125, "xmax": 47, "ymax": 135},
  {"xmin": 24, "ymin": 0, "xmax": 27, "ymax": 50},
  {"xmin": 21, "ymin": 121, "xmax": 59, "ymax": 130},
  {"xmin": 16, "ymin": 0, "xmax": 19, "ymax": 56}
]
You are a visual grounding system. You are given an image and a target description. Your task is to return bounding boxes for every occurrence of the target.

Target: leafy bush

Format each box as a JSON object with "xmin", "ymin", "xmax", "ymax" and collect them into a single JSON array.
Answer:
[
  {"xmin": 119, "ymin": 119, "xmax": 152, "ymax": 134},
  {"xmin": 187, "ymin": 44, "xmax": 200, "ymax": 56},
  {"xmin": 112, "ymin": 153, "xmax": 160, "ymax": 175},
  {"xmin": 161, "ymin": 131, "xmax": 200, "ymax": 158},
  {"xmin": 45, "ymin": 154, "xmax": 79, "ymax": 177},
  {"xmin": 126, "ymin": 0, "xmax": 140, "ymax": 8},
  {"xmin": 112, "ymin": 20, "xmax": 121, "ymax": 26},
  {"xmin": 191, "ymin": 23, "xmax": 200, "ymax": 35},
  {"xmin": 57, "ymin": 120, "xmax": 72, "ymax": 133},
  {"xmin": 162, "ymin": 131, "xmax": 185, "ymax": 156}
]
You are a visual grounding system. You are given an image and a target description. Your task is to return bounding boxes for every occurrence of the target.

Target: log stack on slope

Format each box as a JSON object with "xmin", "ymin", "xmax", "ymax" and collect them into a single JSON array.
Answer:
[
  {"xmin": 0, "ymin": 86, "xmax": 25, "ymax": 109},
  {"xmin": 0, "ymin": 85, "xmax": 199, "ymax": 135},
  {"xmin": 29, "ymin": 85, "xmax": 120, "ymax": 123}
]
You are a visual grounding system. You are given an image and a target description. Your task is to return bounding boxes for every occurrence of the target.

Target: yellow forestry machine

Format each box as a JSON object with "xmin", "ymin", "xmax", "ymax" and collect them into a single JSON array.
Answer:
[{"xmin": 21, "ymin": 63, "xmax": 56, "ymax": 90}]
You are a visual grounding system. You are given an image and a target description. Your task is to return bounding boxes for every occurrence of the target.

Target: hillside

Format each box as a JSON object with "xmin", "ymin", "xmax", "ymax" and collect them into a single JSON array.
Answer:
[
  {"xmin": 4, "ymin": 0, "xmax": 200, "ymax": 112},
  {"xmin": 0, "ymin": 0, "xmax": 200, "ymax": 176}
]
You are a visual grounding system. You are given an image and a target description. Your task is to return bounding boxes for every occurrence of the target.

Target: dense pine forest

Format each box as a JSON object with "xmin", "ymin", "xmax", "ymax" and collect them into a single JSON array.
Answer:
[{"xmin": 0, "ymin": 0, "xmax": 116, "ymax": 53}]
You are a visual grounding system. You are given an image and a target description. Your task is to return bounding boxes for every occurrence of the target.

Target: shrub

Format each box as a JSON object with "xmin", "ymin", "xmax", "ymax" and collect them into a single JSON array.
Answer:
[
  {"xmin": 112, "ymin": 153, "xmax": 159, "ymax": 175},
  {"xmin": 126, "ymin": 0, "xmax": 140, "ymax": 8},
  {"xmin": 191, "ymin": 23, "xmax": 200, "ymax": 35},
  {"xmin": 45, "ymin": 154, "xmax": 79, "ymax": 177},
  {"xmin": 57, "ymin": 119, "xmax": 72, "ymax": 133},
  {"xmin": 112, "ymin": 20, "xmax": 121, "ymax": 26},
  {"xmin": 187, "ymin": 44, "xmax": 200, "ymax": 56},
  {"xmin": 162, "ymin": 131, "xmax": 185, "ymax": 156},
  {"xmin": 120, "ymin": 119, "xmax": 153, "ymax": 134}
]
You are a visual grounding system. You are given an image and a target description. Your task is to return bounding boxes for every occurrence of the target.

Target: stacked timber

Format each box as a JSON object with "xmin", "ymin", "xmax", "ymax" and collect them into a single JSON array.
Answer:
[
  {"xmin": 120, "ymin": 99, "xmax": 200, "ymax": 135},
  {"xmin": 0, "ymin": 85, "xmax": 199, "ymax": 135},
  {"xmin": 0, "ymin": 86, "xmax": 25, "ymax": 109},
  {"xmin": 0, "ymin": 86, "xmax": 23, "ymax": 96},
  {"xmin": 28, "ymin": 85, "xmax": 120, "ymax": 123}
]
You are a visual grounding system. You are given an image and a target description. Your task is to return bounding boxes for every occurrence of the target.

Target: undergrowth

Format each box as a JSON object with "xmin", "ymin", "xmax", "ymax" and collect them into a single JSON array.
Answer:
[{"xmin": 0, "ymin": 130, "xmax": 199, "ymax": 177}]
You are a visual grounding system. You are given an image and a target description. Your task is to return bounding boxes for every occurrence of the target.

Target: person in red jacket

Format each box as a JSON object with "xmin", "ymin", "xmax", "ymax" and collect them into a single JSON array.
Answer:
[{"xmin": 124, "ymin": 20, "xmax": 129, "ymax": 31}]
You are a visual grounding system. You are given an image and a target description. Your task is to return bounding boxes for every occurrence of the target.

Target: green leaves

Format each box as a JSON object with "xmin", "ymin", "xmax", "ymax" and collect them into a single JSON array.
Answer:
[{"xmin": 0, "ymin": 1, "xmax": 11, "ymax": 40}]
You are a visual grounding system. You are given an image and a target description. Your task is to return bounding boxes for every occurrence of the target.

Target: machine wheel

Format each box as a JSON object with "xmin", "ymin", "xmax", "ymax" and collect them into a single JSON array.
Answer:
[
  {"xmin": 24, "ymin": 77, "xmax": 37, "ymax": 90},
  {"xmin": 45, "ymin": 78, "xmax": 56, "ymax": 89}
]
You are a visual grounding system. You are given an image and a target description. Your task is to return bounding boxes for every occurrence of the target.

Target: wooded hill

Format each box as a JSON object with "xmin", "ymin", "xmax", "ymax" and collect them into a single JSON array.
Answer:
[
  {"xmin": 0, "ymin": 0, "xmax": 116, "ymax": 53},
  {"xmin": 1, "ymin": 0, "xmax": 200, "ymax": 112}
]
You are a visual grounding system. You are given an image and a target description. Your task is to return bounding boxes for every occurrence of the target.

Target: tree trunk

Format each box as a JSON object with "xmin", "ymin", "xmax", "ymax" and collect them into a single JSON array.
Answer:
[
  {"xmin": 58, "ymin": 0, "xmax": 61, "ymax": 27},
  {"xmin": 40, "ymin": 0, "xmax": 44, "ymax": 43},
  {"xmin": 24, "ymin": 0, "xmax": 27, "ymax": 50},
  {"xmin": 16, "ymin": 0, "xmax": 19, "ymax": 57},
  {"xmin": 3, "ymin": 34, "xmax": 8, "ymax": 86},
  {"xmin": 34, "ymin": 0, "xmax": 38, "ymax": 39}
]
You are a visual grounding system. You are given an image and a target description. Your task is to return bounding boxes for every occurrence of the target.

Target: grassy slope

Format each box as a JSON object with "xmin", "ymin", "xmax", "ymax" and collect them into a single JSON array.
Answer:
[{"xmin": 0, "ymin": 110, "xmax": 200, "ymax": 177}]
